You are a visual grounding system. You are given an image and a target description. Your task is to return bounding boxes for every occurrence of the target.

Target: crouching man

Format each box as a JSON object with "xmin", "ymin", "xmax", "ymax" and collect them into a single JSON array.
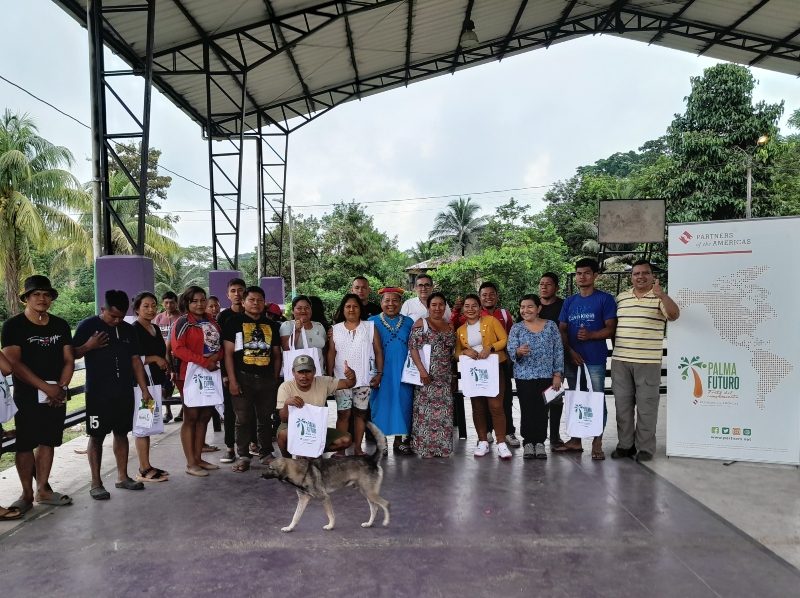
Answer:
[{"xmin": 276, "ymin": 355, "xmax": 356, "ymax": 457}]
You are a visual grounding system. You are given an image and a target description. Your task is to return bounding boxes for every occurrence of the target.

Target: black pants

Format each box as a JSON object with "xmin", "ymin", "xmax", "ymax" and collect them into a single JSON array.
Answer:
[
  {"xmin": 233, "ymin": 371, "xmax": 277, "ymax": 459},
  {"xmin": 222, "ymin": 385, "xmax": 235, "ymax": 449},
  {"xmin": 516, "ymin": 378, "xmax": 550, "ymax": 445},
  {"xmin": 488, "ymin": 361, "xmax": 515, "ymax": 435}
]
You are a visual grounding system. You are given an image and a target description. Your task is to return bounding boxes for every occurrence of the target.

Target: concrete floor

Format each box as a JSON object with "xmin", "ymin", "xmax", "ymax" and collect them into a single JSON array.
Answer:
[{"xmin": 1, "ymin": 397, "xmax": 798, "ymax": 597}]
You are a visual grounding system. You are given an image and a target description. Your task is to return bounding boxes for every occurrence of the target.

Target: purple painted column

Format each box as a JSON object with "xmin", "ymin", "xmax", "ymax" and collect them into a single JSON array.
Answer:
[
  {"xmin": 209, "ymin": 270, "xmax": 243, "ymax": 309},
  {"xmin": 260, "ymin": 276, "xmax": 285, "ymax": 310},
  {"xmin": 94, "ymin": 255, "xmax": 154, "ymax": 316}
]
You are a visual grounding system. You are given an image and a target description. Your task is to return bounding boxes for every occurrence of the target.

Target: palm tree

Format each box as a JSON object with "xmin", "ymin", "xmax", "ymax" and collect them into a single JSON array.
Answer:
[
  {"xmin": 430, "ymin": 197, "xmax": 488, "ymax": 256},
  {"xmin": 0, "ymin": 110, "xmax": 90, "ymax": 314}
]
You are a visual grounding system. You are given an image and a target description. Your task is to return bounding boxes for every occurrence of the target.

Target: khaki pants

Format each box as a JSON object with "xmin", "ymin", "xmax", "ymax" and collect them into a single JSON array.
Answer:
[{"xmin": 611, "ymin": 360, "xmax": 661, "ymax": 456}]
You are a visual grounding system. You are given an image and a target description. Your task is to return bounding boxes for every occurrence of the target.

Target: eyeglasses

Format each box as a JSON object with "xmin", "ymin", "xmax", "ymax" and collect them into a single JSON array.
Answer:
[{"xmin": 416, "ymin": 283, "xmax": 432, "ymax": 288}]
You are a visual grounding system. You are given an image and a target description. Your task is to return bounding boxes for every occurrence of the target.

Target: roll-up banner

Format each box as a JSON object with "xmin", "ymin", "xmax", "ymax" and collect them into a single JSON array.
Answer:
[{"xmin": 667, "ymin": 217, "xmax": 800, "ymax": 465}]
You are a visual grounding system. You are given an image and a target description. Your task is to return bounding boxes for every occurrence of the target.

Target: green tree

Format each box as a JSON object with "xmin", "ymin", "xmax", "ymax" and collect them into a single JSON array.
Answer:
[
  {"xmin": 109, "ymin": 141, "xmax": 173, "ymax": 213},
  {"xmin": 0, "ymin": 110, "xmax": 90, "ymax": 314},
  {"xmin": 661, "ymin": 63, "xmax": 783, "ymax": 221},
  {"xmin": 773, "ymin": 107, "xmax": 800, "ymax": 216},
  {"xmin": 430, "ymin": 197, "xmax": 488, "ymax": 256}
]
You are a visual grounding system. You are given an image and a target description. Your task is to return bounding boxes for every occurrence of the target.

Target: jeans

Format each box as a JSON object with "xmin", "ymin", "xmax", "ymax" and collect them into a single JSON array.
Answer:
[
  {"xmin": 233, "ymin": 371, "xmax": 277, "ymax": 458},
  {"xmin": 564, "ymin": 362, "xmax": 608, "ymax": 431}
]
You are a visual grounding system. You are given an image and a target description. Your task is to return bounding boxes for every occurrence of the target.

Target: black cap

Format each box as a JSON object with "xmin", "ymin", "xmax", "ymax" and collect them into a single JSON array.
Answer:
[{"xmin": 20, "ymin": 275, "xmax": 58, "ymax": 302}]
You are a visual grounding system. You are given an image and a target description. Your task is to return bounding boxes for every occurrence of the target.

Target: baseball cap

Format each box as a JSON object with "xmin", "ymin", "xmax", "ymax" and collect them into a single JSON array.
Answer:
[{"xmin": 292, "ymin": 354, "xmax": 316, "ymax": 372}]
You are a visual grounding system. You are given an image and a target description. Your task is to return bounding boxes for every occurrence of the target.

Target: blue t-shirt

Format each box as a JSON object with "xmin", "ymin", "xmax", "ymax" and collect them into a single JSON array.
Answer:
[
  {"xmin": 559, "ymin": 290, "xmax": 617, "ymax": 365},
  {"xmin": 73, "ymin": 316, "xmax": 141, "ymax": 398}
]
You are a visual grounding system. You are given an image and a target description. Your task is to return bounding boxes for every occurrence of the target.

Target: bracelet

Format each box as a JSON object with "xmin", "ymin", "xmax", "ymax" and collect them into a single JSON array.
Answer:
[{"xmin": 375, "ymin": 371, "xmax": 383, "ymax": 375}]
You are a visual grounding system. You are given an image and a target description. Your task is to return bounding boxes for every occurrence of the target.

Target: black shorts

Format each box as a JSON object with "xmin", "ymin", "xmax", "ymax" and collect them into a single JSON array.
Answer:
[
  {"xmin": 86, "ymin": 393, "xmax": 134, "ymax": 438},
  {"xmin": 13, "ymin": 393, "xmax": 67, "ymax": 452}
]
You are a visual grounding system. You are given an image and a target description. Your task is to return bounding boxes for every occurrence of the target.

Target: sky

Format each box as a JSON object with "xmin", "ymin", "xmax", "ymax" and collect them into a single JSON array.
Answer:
[{"xmin": 2, "ymin": 0, "xmax": 799, "ymax": 255}]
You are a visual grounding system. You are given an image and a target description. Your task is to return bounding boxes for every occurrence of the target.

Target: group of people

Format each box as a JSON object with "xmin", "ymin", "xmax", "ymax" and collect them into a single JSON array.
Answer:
[{"xmin": 0, "ymin": 257, "xmax": 678, "ymax": 519}]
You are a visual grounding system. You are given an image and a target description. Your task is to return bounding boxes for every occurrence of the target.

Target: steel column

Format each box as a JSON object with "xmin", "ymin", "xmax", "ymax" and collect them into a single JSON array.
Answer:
[{"xmin": 255, "ymin": 114, "xmax": 288, "ymax": 277}]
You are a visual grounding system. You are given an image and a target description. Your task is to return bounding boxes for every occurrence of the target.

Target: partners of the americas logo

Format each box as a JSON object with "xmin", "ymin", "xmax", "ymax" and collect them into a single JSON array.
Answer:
[
  {"xmin": 679, "ymin": 356, "xmax": 740, "ymax": 404},
  {"xmin": 679, "ymin": 230, "xmax": 693, "ymax": 245}
]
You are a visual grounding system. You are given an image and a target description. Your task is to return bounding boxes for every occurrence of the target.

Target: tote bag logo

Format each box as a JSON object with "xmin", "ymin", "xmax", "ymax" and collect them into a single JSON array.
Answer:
[
  {"xmin": 469, "ymin": 366, "xmax": 489, "ymax": 383},
  {"xmin": 192, "ymin": 371, "xmax": 214, "ymax": 392},
  {"xmin": 295, "ymin": 417, "xmax": 318, "ymax": 438},
  {"xmin": 574, "ymin": 404, "xmax": 593, "ymax": 420}
]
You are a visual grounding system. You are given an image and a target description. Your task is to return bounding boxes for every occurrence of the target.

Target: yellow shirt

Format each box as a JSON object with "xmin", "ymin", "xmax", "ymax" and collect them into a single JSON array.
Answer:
[{"xmin": 612, "ymin": 289, "xmax": 668, "ymax": 364}]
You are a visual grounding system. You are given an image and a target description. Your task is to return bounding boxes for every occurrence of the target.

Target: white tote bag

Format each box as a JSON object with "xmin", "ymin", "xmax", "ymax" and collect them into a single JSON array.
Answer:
[
  {"xmin": 183, "ymin": 362, "xmax": 224, "ymax": 407},
  {"xmin": 565, "ymin": 365, "xmax": 605, "ymax": 438},
  {"xmin": 287, "ymin": 404, "xmax": 329, "ymax": 458},
  {"xmin": 132, "ymin": 358, "xmax": 164, "ymax": 437},
  {"xmin": 458, "ymin": 354, "xmax": 500, "ymax": 398},
  {"xmin": 282, "ymin": 327, "xmax": 323, "ymax": 382},
  {"xmin": 401, "ymin": 319, "xmax": 431, "ymax": 386},
  {"xmin": 0, "ymin": 375, "xmax": 17, "ymax": 424}
]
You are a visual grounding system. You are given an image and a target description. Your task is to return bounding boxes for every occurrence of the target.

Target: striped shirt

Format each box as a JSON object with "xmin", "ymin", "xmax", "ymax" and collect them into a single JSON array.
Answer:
[{"xmin": 612, "ymin": 289, "xmax": 668, "ymax": 364}]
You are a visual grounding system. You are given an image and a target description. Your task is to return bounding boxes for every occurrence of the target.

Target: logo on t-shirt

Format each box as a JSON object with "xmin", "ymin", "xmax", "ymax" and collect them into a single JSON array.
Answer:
[
  {"xmin": 242, "ymin": 323, "xmax": 273, "ymax": 366},
  {"xmin": 28, "ymin": 334, "xmax": 62, "ymax": 347}
]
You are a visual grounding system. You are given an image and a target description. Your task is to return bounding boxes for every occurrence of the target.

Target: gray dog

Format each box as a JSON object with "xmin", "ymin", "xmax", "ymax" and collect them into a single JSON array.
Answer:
[{"xmin": 262, "ymin": 422, "xmax": 391, "ymax": 532}]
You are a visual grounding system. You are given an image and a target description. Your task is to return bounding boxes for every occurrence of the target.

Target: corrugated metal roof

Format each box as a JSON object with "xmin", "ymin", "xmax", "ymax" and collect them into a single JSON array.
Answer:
[{"xmin": 54, "ymin": 0, "xmax": 800, "ymax": 133}]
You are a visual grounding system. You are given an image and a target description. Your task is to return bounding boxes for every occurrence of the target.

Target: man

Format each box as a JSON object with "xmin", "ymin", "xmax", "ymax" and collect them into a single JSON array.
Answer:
[
  {"xmin": 73, "ymin": 290, "xmax": 156, "ymax": 499},
  {"xmin": 276, "ymin": 355, "xmax": 356, "ymax": 456},
  {"xmin": 538, "ymin": 272, "xmax": 566, "ymax": 449},
  {"xmin": 153, "ymin": 291, "xmax": 180, "ymax": 423},
  {"xmin": 400, "ymin": 274, "xmax": 451, "ymax": 322},
  {"xmin": 1, "ymin": 276, "xmax": 75, "ymax": 516},
  {"xmin": 351, "ymin": 276, "xmax": 381, "ymax": 318},
  {"xmin": 451, "ymin": 282, "xmax": 517, "ymax": 446},
  {"xmin": 223, "ymin": 286, "xmax": 282, "ymax": 472},
  {"xmin": 611, "ymin": 260, "xmax": 679, "ymax": 462},
  {"xmin": 216, "ymin": 278, "xmax": 246, "ymax": 463},
  {"xmin": 556, "ymin": 258, "xmax": 617, "ymax": 460}
]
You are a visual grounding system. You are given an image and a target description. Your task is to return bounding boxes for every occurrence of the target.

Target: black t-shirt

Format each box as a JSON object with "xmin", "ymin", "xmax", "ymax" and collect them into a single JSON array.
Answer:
[
  {"xmin": 1, "ymin": 313, "xmax": 73, "ymax": 398},
  {"xmin": 133, "ymin": 321, "xmax": 168, "ymax": 386},
  {"xmin": 539, "ymin": 297, "xmax": 565, "ymax": 323},
  {"xmin": 73, "ymin": 316, "xmax": 141, "ymax": 398},
  {"xmin": 362, "ymin": 301, "xmax": 381, "ymax": 318},
  {"xmin": 222, "ymin": 313, "xmax": 281, "ymax": 374},
  {"xmin": 217, "ymin": 307, "xmax": 244, "ymax": 330}
]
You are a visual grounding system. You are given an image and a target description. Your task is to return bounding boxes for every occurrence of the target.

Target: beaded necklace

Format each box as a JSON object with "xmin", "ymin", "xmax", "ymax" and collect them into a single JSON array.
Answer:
[{"xmin": 379, "ymin": 313, "xmax": 404, "ymax": 341}]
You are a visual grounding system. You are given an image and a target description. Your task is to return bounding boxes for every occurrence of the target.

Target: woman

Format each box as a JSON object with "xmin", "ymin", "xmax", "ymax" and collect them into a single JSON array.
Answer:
[
  {"xmin": 455, "ymin": 294, "xmax": 511, "ymax": 460},
  {"xmin": 327, "ymin": 293, "xmax": 383, "ymax": 456},
  {"xmin": 507, "ymin": 294, "xmax": 564, "ymax": 460},
  {"xmin": 309, "ymin": 296, "xmax": 331, "ymax": 332},
  {"xmin": 206, "ymin": 296, "xmax": 221, "ymax": 320},
  {"xmin": 131, "ymin": 292, "xmax": 170, "ymax": 482},
  {"xmin": 171, "ymin": 286, "xmax": 223, "ymax": 477},
  {"xmin": 409, "ymin": 292, "xmax": 456, "ymax": 458},
  {"xmin": 280, "ymin": 295, "xmax": 327, "ymax": 370},
  {"xmin": 369, "ymin": 287, "xmax": 414, "ymax": 455}
]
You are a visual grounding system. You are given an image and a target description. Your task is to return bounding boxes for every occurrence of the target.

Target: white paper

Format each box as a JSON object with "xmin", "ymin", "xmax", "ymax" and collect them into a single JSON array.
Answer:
[
  {"xmin": 37, "ymin": 380, "xmax": 58, "ymax": 404},
  {"xmin": 543, "ymin": 379, "xmax": 568, "ymax": 404}
]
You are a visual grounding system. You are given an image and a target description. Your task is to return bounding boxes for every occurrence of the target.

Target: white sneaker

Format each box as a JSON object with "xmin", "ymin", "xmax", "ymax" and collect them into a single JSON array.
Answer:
[
  {"xmin": 486, "ymin": 431, "xmax": 495, "ymax": 444},
  {"xmin": 523, "ymin": 443, "xmax": 535, "ymax": 459},
  {"xmin": 473, "ymin": 441, "xmax": 490, "ymax": 457},
  {"xmin": 505, "ymin": 433, "xmax": 521, "ymax": 447},
  {"xmin": 497, "ymin": 442, "xmax": 512, "ymax": 460}
]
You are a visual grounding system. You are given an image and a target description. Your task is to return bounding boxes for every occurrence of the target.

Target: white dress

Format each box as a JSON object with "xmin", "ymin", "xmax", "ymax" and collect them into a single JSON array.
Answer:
[{"xmin": 331, "ymin": 321, "xmax": 374, "ymax": 387}]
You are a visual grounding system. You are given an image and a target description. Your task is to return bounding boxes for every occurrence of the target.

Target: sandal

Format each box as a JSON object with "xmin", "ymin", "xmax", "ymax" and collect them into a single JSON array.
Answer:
[
  {"xmin": 393, "ymin": 442, "xmax": 413, "ymax": 456},
  {"xmin": 232, "ymin": 459, "xmax": 250, "ymax": 473},
  {"xmin": 591, "ymin": 438, "xmax": 606, "ymax": 460},
  {"xmin": 0, "ymin": 506, "xmax": 24, "ymax": 520},
  {"xmin": 553, "ymin": 441, "xmax": 583, "ymax": 453},
  {"xmin": 115, "ymin": 477, "xmax": 145, "ymax": 491},
  {"xmin": 89, "ymin": 486, "xmax": 111, "ymax": 501},
  {"xmin": 136, "ymin": 467, "xmax": 169, "ymax": 482},
  {"xmin": 201, "ymin": 444, "xmax": 220, "ymax": 453},
  {"xmin": 198, "ymin": 461, "xmax": 220, "ymax": 470},
  {"xmin": 3, "ymin": 499, "xmax": 33, "ymax": 518},
  {"xmin": 186, "ymin": 465, "xmax": 209, "ymax": 477},
  {"xmin": 35, "ymin": 491, "xmax": 74, "ymax": 506}
]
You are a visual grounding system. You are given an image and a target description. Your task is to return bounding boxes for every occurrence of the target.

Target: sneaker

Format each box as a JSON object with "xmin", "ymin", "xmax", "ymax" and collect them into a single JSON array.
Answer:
[
  {"xmin": 523, "ymin": 443, "xmax": 535, "ymax": 459},
  {"xmin": 473, "ymin": 441, "xmax": 490, "ymax": 457},
  {"xmin": 496, "ymin": 442, "xmax": 512, "ymax": 460},
  {"xmin": 486, "ymin": 431, "xmax": 495, "ymax": 444},
  {"xmin": 505, "ymin": 433, "xmax": 521, "ymax": 448},
  {"xmin": 535, "ymin": 443, "xmax": 547, "ymax": 460},
  {"xmin": 219, "ymin": 448, "xmax": 235, "ymax": 463}
]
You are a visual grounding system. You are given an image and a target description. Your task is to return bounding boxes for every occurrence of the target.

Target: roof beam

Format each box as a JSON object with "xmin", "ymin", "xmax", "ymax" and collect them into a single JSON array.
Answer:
[
  {"xmin": 343, "ymin": 3, "xmax": 361, "ymax": 99},
  {"xmin": 449, "ymin": 0, "xmax": 475, "ymax": 75},
  {"xmin": 546, "ymin": 0, "xmax": 577, "ymax": 49},
  {"xmin": 597, "ymin": 0, "xmax": 629, "ymax": 33},
  {"xmin": 404, "ymin": 0, "xmax": 414, "ymax": 83},
  {"xmin": 649, "ymin": 0, "xmax": 698, "ymax": 45},
  {"xmin": 749, "ymin": 22, "xmax": 800, "ymax": 66},
  {"xmin": 697, "ymin": 0, "xmax": 773, "ymax": 56},
  {"xmin": 498, "ymin": 0, "xmax": 528, "ymax": 61}
]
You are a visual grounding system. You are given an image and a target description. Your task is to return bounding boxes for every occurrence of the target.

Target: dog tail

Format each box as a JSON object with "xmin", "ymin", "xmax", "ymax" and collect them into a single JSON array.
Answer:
[{"xmin": 366, "ymin": 421, "xmax": 386, "ymax": 464}]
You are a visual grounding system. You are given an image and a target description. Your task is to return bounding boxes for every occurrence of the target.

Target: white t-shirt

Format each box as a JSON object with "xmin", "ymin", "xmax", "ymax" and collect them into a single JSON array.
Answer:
[
  {"xmin": 400, "ymin": 296, "xmax": 452, "ymax": 323},
  {"xmin": 278, "ymin": 320, "xmax": 327, "ymax": 349},
  {"xmin": 331, "ymin": 321, "xmax": 374, "ymax": 386}
]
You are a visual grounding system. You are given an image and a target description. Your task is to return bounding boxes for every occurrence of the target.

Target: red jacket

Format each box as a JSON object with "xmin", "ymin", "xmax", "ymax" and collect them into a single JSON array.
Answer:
[{"xmin": 170, "ymin": 313, "xmax": 223, "ymax": 381}]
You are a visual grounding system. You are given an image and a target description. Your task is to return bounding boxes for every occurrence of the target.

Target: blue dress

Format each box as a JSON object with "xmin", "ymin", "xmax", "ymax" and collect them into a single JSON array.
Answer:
[{"xmin": 369, "ymin": 313, "xmax": 414, "ymax": 435}]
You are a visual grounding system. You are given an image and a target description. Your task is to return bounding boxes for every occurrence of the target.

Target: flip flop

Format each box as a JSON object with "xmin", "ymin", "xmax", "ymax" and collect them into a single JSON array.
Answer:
[
  {"xmin": 2, "ymin": 499, "xmax": 32, "ymax": 519},
  {"xmin": 201, "ymin": 444, "xmax": 220, "ymax": 453},
  {"xmin": 35, "ymin": 492, "xmax": 73, "ymax": 506},
  {"xmin": 553, "ymin": 443, "xmax": 584, "ymax": 453},
  {"xmin": 89, "ymin": 486, "xmax": 110, "ymax": 500}
]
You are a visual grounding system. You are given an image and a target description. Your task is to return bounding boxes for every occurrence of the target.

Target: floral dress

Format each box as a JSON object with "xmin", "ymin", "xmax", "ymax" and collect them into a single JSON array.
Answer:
[{"xmin": 409, "ymin": 320, "xmax": 456, "ymax": 457}]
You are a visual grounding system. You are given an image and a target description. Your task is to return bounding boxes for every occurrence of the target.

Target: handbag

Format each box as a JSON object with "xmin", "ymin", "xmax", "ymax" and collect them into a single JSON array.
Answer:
[
  {"xmin": 458, "ymin": 354, "xmax": 500, "ymax": 398},
  {"xmin": 132, "ymin": 357, "xmax": 164, "ymax": 437},
  {"xmin": 565, "ymin": 365, "xmax": 605, "ymax": 438},
  {"xmin": 401, "ymin": 319, "xmax": 431, "ymax": 386},
  {"xmin": 0, "ymin": 374, "xmax": 16, "ymax": 424},
  {"xmin": 183, "ymin": 361, "xmax": 224, "ymax": 407},
  {"xmin": 282, "ymin": 326, "xmax": 323, "ymax": 381},
  {"xmin": 287, "ymin": 404, "xmax": 329, "ymax": 458}
]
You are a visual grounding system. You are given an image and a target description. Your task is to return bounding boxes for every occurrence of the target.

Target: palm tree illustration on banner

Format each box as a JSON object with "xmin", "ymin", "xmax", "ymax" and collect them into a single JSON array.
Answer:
[{"xmin": 679, "ymin": 356, "xmax": 706, "ymax": 401}]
